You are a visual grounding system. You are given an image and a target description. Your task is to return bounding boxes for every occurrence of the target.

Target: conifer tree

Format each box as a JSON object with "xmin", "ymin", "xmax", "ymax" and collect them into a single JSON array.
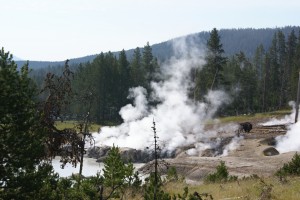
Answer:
[
  {"xmin": 286, "ymin": 30, "xmax": 297, "ymax": 100},
  {"xmin": 118, "ymin": 49, "xmax": 131, "ymax": 107},
  {"xmin": 197, "ymin": 28, "xmax": 227, "ymax": 98},
  {"xmin": 102, "ymin": 145, "xmax": 136, "ymax": 199},
  {"xmin": 142, "ymin": 42, "xmax": 160, "ymax": 92},
  {"xmin": 0, "ymin": 48, "xmax": 55, "ymax": 199},
  {"xmin": 131, "ymin": 47, "xmax": 146, "ymax": 87},
  {"xmin": 205, "ymin": 28, "xmax": 227, "ymax": 90}
]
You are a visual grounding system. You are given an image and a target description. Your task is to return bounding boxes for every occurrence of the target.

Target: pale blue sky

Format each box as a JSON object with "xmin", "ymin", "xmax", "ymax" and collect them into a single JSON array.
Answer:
[{"xmin": 1, "ymin": 0, "xmax": 299, "ymax": 61}]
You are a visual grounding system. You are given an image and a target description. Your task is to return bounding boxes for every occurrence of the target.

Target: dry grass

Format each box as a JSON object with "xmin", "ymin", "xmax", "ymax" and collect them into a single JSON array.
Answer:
[
  {"xmin": 126, "ymin": 176, "xmax": 300, "ymax": 200},
  {"xmin": 160, "ymin": 176, "xmax": 300, "ymax": 200},
  {"xmin": 55, "ymin": 120, "xmax": 101, "ymax": 132},
  {"xmin": 218, "ymin": 109, "xmax": 291, "ymax": 124}
]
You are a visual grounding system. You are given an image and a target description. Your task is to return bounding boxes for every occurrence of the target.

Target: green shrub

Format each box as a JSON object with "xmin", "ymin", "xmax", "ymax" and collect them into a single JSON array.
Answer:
[
  {"xmin": 205, "ymin": 161, "xmax": 238, "ymax": 183},
  {"xmin": 276, "ymin": 153, "xmax": 300, "ymax": 176},
  {"xmin": 144, "ymin": 172, "xmax": 171, "ymax": 200},
  {"xmin": 166, "ymin": 166, "xmax": 179, "ymax": 182}
]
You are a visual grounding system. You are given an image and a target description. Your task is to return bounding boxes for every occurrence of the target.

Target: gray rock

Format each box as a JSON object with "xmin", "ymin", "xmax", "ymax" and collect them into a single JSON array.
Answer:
[
  {"xmin": 201, "ymin": 149, "xmax": 216, "ymax": 157},
  {"xmin": 259, "ymin": 137, "xmax": 277, "ymax": 146},
  {"xmin": 263, "ymin": 147, "xmax": 279, "ymax": 156},
  {"xmin": 87, "ymin": 145, "xmax": 110, "ymax": 159},
  {"xmin": 87, "ymin": 146, "xmax": 153, "ymax": 163}
]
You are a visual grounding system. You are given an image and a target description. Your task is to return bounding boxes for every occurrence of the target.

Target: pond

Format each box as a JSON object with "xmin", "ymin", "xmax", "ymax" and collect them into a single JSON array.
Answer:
[{"xmin": 52, "ymin": 157, "xmax": 145, "ymax": 177}]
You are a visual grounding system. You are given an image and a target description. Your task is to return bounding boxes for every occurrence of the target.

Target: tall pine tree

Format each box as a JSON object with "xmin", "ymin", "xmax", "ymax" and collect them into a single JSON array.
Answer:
[
  {"xmin": 0, "ymin": 48, "xmax": 55, "ymax": 199},
  {"xmin": 196, "ymin": 28, "xmax": 227, "ymax": 99}
]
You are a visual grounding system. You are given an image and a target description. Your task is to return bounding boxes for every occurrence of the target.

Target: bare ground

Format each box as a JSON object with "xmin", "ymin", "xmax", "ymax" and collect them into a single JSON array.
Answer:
[{"xmin": 140, "ymin": 118, "xmax": 297, "ymax": 184}]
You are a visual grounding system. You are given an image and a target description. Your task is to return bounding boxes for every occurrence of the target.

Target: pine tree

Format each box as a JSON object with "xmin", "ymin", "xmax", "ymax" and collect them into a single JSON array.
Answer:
[
  {"xmin": 268, "ymin": 32, "xmax": 281, "ymax": 109},
  {"xmin": 102, "ymin": 145, "xmax": 135, "ymax": 199},
  {"xmin": 286, "ymin": 30, "xmax": 297, "ymax": 101},
  {"xmin": 118, "ymin": 49, "xmax": 131, "ymax": 108},
  {"xmin": 143, "ymin": 42, "xmax": 154, "ymax": 83},
  {"xmin": 0, "ymin": 48, "xmax": 55, "ymax": 199},
  {"xmin": 277, "ymin": 31, "xmax": 287, "ymax": 107},
  {"xmin": 253, "ymin": 44, "xmax": 265, "ymax": 81},
  {"xmin": 143, "ymin": 173, "xmax": 171, "ymax": 200},
  {"xmin": 131, "ymin": 47, "xmax": 146, "ymax": 87},
  {"xmin": 223, "ymin": 56, "xmax": 242, "ymax": 115},
  {"xmin": 197, "ymin": 28, "xmax": 227, "ymax": 98},
  {"xmin": 142, "ymin": 42, "xmax": 160, "ymax": 92},
  {"xmin": 263, "ymin": 52, "xmax": 272, "ymax": 111},
  {"xmin": 237, "ymin": 52, "xmax": 258, "ymax": 113}
]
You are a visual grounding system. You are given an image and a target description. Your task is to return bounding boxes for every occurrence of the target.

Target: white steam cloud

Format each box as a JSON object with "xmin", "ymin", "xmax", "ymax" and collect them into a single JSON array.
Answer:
[
  {"xmin": 261, "ymin": 101, "xmax": 300, "ymax": 153},
  {"xmin": 222, "ymin": 136, "xmax": 243, "ymax": 156},
  {"xmin": 260, "ymin": 101, "xmax": 296, "ymax": 126},
  {"xmin": 276, "ymin": 122, "xmax": 300, "ymax": 153},
  {"xmin": 92, "ymin": 38, "xmax": 233, "ymax": 153}
]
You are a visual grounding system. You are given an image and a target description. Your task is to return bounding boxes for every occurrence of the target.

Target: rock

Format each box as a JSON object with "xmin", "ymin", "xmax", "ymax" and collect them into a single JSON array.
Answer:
[
  {"xmin": 174, "ymin": 144, "xmax": 195, "ymax": 157},
  {"xmin": 263, "ymin": 147, "xmax": 279, "ymax": 156},
  {"xmin": 87, "ymin": 146, "xmax": 153, "ymax": 163},
  {"xmin": 119, "ymin": 148, "xmax": 150, "ymax": 163},
  {"xmin": 201, "ymin": 149, "xmax": 216, "ymax": 157},
  {"xmin": 87, "ymin": 146, "xmax": 110, "ymax": 159},
  {"xmin": 259, "ymin": 137, "xmax": 277, "ymax": 146}
]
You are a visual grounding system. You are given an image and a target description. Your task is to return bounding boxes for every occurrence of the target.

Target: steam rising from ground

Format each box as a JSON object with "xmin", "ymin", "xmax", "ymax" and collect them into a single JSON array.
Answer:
[
  {"xmin": 274, "ymin": 102, "xmax": 300, "ymax": 153},
  {"xmin": 261, "ymin": 101, "xmax": 300, "ymax": 153},
  {"xmin": 276, "ymin": 122, "xmax": 300, "ymax": 153},
  {"xmin": 93, "ymin": 39, "xmax": 234, "ymax": 153},
  {"xmin": 260, "ymin": 101, "xmax": 296, "ymax": 126}
]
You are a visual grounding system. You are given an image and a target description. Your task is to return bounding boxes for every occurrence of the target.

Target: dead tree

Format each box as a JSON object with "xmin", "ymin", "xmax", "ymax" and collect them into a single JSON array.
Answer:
[{"xmin": 40, "ymin": 60, "xmax": 94, "ymax": 184}]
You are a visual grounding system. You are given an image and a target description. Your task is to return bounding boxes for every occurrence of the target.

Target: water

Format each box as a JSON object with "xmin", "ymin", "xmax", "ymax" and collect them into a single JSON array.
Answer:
[{"xmin": 52, "ymin": 157, "xmax": 145, "ymax": 177}]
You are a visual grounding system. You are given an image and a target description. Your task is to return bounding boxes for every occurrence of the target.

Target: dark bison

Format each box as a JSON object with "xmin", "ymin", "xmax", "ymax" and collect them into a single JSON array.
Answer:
[
  {"xmin": 240, "ymin": 122, "xmax": 252, "ymax": 132},
  {"xmin": 237, "ymin": 122, "xmax": 252, "ymax": 137}
]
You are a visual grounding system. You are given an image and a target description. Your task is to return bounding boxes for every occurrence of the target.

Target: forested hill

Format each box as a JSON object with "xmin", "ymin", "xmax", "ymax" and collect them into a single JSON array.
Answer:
[
  {"xmin": 147, "ymin": 26, "xmax": 300, "ymax": 61},
  {"xmin": 15, "ymin": 54, "xmax": 98, "ymax": 70},
  {"xmin": 15, "ymin": 26, "xmax": 300, "ymax": 69}
]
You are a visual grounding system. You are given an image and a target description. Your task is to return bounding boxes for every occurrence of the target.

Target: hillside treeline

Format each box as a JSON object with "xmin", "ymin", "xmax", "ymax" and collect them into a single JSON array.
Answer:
[
  {"xmin": 17, "ymin": 27, "xmax": 300, "ymax": 70},
  {"xmin": 29, "ymin": 28, "xmax": 300, "ymax": 124}
]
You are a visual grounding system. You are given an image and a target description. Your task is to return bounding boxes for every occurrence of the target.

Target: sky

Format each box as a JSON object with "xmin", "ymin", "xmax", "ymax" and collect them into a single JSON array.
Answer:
[{"xmin": 1, "ymin": 0, "xmax": 299, "ymax": 61}]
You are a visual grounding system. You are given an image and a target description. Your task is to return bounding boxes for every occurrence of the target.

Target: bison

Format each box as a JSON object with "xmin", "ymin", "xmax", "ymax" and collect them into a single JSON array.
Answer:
[{"xmin": 237, "ymin": 122, "xmax": 252, "ymax": 137}]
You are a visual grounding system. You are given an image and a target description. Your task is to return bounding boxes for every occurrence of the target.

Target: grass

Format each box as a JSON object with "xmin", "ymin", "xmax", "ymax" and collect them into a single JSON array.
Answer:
[
  {"xmin": 55, "ymin": 120, "xmax": 101, "ymax": 132},
  {"xmin": 54, "ymin": 109, "xmax": 292, "ymax": 131},
  {"xmin": 126, "ymin": 176, "xmax": 300, "ymax": 200},
  {"xmin": 218, "ymin": 109, "xmax": 291, "ymax": 123},
  {"xmin": 160, "ymin": 176, "xmax": 300, "ymax": 200}
]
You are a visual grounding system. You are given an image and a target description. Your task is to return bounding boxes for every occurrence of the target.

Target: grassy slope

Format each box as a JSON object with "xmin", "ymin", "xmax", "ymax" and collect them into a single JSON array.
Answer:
[
  {"xmin": 55, "ymin": 120, "xmax": 101, "ymax": 132},
  {"xmin": 162, "ymin": 176, "xmax": 300, "ymax": 200},
  {"xmin": 56, "ymin": 110, "xmax": 300, "ymax": 199},
  {"xmin": 161, "ymin": 109, "xmax": 299, "ymax": 200},
  {"xmin": 54, "ymin": 109, "xmax": 291, "ymax": 132},
  {"xmin": 218, "ymin": 109, "xmax": 291, "ymax": 123}
]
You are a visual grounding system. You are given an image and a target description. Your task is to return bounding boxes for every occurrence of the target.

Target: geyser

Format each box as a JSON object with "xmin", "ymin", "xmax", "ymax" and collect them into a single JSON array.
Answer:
[
  {"xmin": 92, "ymin": 38, "xmax": 235, "ymax": 155},
  {"xmin": 261, "ymin": 101, "xmax": 300, "ymax": 153}
]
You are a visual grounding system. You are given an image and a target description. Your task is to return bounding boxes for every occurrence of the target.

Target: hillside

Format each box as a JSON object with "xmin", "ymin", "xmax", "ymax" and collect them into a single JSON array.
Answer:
[
  {"xmin": 137, "ymin": 113, "xmax": 296, "ymax": 181},
  {"xmin": 16, "ymin": 26, "xmax": 300, "ymax": 69}
]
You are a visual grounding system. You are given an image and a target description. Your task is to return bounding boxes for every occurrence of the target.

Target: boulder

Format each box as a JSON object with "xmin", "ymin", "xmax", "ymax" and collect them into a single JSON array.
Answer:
[
  {"xmin": 263, "ymin": 147, "xmax": 279, "ymax": 156},
  {"xmin": 259, "ymin": 137, "xmax": 277, "ymax": 146},
  {"xmin": 87, "ymin": 146, "xmax": 153, "ymax": 163},
  {"xmin": 200, "ymin": 149, "xmax": 216, "ymax": 157},
  {"xmin": 87, "ymin": 146, "xmax": 110, "ymax": 159},
  {"xmin": 119, "ymin": 148, "xmax": 150, "ymax": 163}
]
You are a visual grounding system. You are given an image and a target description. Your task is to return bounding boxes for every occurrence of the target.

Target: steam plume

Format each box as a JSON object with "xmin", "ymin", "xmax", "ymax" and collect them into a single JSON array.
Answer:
[
  {"xmin": 260, "ymin": 102, "xmax": 296, "ymax": 126},
  {"xmin": 261, "ymin": 101, "xmax": 300, "ymax": 153},
  {"xmin": 92, "ymin": 38, "xmax": 232, "ymax": 152},
  {"xmin": 276, "ymin": 122, "xmax": 300, "ymax": 153}
]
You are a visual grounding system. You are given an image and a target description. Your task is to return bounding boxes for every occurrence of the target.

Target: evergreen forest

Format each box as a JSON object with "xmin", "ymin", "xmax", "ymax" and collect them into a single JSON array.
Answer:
[
  {"xmin": 29, "ymin": 27, "xmax": 300, "ymax": 124},
  {"xmin": 2, "ymin": 27, "xmax": 300, "ymax": 199}
]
